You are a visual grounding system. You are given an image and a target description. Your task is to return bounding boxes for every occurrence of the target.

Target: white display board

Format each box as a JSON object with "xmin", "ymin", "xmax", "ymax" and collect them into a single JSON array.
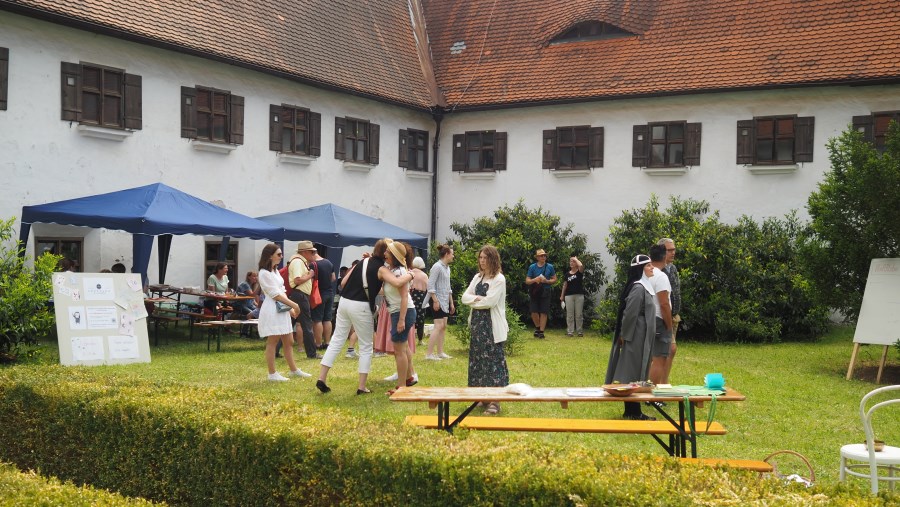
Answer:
[
  {"xmin": 853, "ymin": 258, "xmax": 900, "ymax": 346},
  {"xmin": 52, "ymin": 272, "xmax": 151, "ymax": 366}
]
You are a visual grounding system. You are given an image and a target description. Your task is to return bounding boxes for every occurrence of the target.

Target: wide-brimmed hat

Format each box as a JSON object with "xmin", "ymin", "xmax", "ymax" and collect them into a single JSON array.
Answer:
[
  {"xmin": 535, "ymin": 248, "xmax": 547, "ymax": 258},
  {"xmin": 296, "ymin": 240, "xmax": 316, "ymax": 252},
  {"xmin": 387, "ymin": 241, "xmax": 408, "ymax": 268},
  {"xmin": 630, "ymin": 254, "xmax": 651, "ymax": 266}
]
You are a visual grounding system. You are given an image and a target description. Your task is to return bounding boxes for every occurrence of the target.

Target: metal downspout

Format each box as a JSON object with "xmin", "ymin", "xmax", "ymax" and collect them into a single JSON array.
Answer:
[{"xmin": 430, "ymin": 108, "xmax": 444, "ymax": 244}]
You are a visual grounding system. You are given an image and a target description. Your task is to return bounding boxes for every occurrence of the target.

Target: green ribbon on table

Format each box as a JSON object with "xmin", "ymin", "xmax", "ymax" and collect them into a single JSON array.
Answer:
[{"xmin": 651, "ymin": 386, "xmax": 723, "ymax": 436}]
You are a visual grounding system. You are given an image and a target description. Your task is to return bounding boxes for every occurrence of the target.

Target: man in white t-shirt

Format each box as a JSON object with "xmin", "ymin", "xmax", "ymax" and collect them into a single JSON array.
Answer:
[{"xmin": 647, "ymin": 243, "xmax": 673, "ymax": 385}]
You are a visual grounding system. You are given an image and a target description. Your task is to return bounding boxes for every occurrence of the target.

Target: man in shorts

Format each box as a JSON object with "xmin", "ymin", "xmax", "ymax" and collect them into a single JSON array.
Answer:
[
  {"xmin": 647, "ymin": 243, "xmax": 673, "ymax": 385},
  {"xmin": 526, "ymin": 248, "xmax": 557, "ymax": 339},
  {"xmin": 310, "ymin": 244, "xmax": 336, "ymax": 350}
]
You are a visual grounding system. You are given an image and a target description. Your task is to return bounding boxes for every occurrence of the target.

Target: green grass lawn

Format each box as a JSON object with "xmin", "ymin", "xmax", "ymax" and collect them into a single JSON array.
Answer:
[{"xmin": 24, "ymin": 322, "xmax": 900, "ymax": 487}]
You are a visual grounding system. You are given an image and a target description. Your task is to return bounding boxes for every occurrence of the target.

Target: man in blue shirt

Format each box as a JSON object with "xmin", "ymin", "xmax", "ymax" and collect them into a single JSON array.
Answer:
[{"xmin": 525, "ymin": 248, "xmax": 557, "ymax": 339}]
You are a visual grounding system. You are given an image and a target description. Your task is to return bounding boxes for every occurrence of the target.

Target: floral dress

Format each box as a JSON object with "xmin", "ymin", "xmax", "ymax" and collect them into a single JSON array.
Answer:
[{"xmin": 468, "ymin": 278, "xmax": 509, "ymax": 387}]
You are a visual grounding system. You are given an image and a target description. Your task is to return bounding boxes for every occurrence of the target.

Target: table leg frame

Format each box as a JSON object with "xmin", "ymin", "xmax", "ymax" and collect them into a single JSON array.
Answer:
[{"xmin": 437, "ymin": 401, "xmax": 481, "ymax": 433}]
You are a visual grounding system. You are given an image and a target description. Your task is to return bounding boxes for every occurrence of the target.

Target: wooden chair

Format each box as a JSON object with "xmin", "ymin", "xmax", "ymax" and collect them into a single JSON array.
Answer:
[{"xmin": 839, "ymin": 385, "xmax": 900, "ymax": 493}]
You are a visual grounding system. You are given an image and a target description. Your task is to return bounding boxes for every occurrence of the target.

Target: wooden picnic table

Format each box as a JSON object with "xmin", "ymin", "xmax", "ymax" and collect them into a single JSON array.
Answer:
[{"xmin": 391, "ymin": 386, "xmax": 745, "ymax": 458}]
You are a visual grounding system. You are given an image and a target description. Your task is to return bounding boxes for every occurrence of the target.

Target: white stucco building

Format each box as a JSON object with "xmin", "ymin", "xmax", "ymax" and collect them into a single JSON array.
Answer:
[{"xmin": 1, "ymin": 0, "xmax": 898, "ymax": 290}]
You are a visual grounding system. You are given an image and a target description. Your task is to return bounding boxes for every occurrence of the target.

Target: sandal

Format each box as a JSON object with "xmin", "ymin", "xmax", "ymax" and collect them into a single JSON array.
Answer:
[
  {"xmin": 356, "ymin": 388, "xmax": 372, "ymax": 395},
  {"xmin": 483, "ymin": 402, "xmax": 500, "ymax": 415},
  {"xmin": 386, "ymin": 386, "xmax": 400, "ymax": 396},
  {"xmin": 406, "ymin": 376, "xmax": 418, "ymax": 387}
]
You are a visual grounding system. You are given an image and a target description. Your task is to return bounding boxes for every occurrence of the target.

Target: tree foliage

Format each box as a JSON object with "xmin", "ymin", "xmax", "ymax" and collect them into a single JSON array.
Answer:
[
  {"xmin": 0, "ymin": 217, "xmax": 60, "ymax": 361},
  {"xmin": 446, "ymin": 201, "xmax": 606, "ymax": 326},
  {"xmin": 802, "ymin": 123, "xmax": 900, "ymax": 322},
  {"xmin": 602, "ymin": 197, "xmax": 829, "ymax": 342}
]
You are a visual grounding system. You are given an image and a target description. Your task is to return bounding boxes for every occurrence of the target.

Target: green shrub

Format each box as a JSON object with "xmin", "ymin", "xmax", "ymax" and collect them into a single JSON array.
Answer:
[
  {"xmin": 802, "ymin": 122, "xmax": 900, "ymax": 322},
  {"xmin": 446, "ymin": 201, "xmax": 606, "ymax": 329},
  {"xmin": 0, "ymin": 462, "xmax": 163, "ymax": 506},
  {"xmin": 453, "ymin": 303, "xmax": 527, "ymax": 357},
  {"xmin": 602, "ymin": 197, "xmax": 829, "ymax": 342},
  {"xmin": 2, "ymin": 367, "xmax": 889, "ymax": 506},
  {"xmin": 0, "ymin": 217, "xmax": 60, "ymax": 362}
]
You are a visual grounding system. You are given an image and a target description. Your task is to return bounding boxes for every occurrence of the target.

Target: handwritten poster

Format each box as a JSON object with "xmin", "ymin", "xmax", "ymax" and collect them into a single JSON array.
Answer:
[
  {"xmin": 108, "ymin": 335, "xmax": 139, "ymax": 359},
  {"xmin": 71, "ymin": 336, "xmax": 105, "ymax": 362}
]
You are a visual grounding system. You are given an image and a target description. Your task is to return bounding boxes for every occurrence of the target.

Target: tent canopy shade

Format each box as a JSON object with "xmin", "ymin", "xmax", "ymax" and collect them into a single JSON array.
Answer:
[{"xmin": 19, "ymin": 183, "xmax": 284, "ymax": 284}]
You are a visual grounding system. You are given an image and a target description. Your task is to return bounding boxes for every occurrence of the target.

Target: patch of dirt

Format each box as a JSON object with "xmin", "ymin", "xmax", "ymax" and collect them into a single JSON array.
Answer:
[{"xmin": 849, "ymin": 363, "xmax": 900, "ymax": 384}]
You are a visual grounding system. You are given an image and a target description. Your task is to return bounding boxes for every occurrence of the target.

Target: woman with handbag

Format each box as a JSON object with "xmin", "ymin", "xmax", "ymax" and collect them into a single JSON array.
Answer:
[{"xmin": 256, "ymin": 243, "xmax": 312, "ymax": 382}]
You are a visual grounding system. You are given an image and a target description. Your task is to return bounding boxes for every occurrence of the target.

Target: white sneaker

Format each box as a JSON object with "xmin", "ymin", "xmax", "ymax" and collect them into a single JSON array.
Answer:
[
  {"xmin": 439, "ymin": 352, "xmax": 452, "ymax": 359},
  {"xmin": 345, "ymin": 350, "xmax": 357, "ymax": 359},
  {"xmin": 425, "ymin": 354, "xmax": 442, "ymax": 361},
  {"xmin": 373, "ymin": 351, "xmax": 387, "ymax": 358},
  {"xmin": 289, "ymin": 369, "xmax": 312, "ymax": 378},
  {"xmin": 384, "ymin": 372, "xmax": 399, "ymax": 382},
  {"xmin": 412, "ymin": 373, "xmax": 419, "ymax": 383},
  {"xmin": 267, "ymin": 372, "xmax": 289, "ymax": 382}
]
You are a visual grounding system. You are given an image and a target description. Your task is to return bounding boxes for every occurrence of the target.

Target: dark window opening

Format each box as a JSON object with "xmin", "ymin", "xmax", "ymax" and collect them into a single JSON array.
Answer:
[
  {"xmin": 36, "ymin": 238, "xmax": 83, "ymax": 272},
  {"xmin": 399, "ymin": 129, "xmax": 429, "ymax": 171},
  {"xmin": 452, "ymin": 130, "xmax": 507, "ymax": 172},
  {"xmin": 551, "ymin": 21, "xmax": 633, "ymax": 43}
]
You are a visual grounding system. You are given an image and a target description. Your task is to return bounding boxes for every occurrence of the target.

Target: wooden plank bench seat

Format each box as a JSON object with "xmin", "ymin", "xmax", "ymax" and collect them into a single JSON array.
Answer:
[
  {"xmin": 680, "ymin": 457, "xmax": 774, "ymax": 473},
  {"xmin": 195, "ymin": 320, "xmax": 259, "ymax": 351},
  {"xmin": 405, "ymin": 415, "xmax": 726, "ymax": 435}
]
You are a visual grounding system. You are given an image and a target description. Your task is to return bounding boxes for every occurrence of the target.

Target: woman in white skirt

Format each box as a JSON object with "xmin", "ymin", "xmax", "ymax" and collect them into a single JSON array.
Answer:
[{"xmin": 257, "ymin": 243, "xmax": 312, "ymax": 381}]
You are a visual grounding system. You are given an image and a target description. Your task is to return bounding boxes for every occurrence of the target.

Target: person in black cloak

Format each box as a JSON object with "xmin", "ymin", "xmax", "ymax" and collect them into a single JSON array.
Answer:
[{"xmin": 604, "ymin": 254, "xmax": 657, "ymax": 420}]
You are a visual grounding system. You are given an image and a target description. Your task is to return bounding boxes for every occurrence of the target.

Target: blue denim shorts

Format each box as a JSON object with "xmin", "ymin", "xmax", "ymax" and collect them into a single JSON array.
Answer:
[{"xmin": 390, "ymin": 309, "xmax": 417, "ymax": 343}]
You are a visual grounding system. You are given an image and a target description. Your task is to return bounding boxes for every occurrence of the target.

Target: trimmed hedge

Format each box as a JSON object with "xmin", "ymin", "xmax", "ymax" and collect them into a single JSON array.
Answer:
[
  {"xmin": 0, "ymin": 366, "xmax": 890, "ymax": 506},
  {"xmin": 0, "ymin": 462, "xmax": 162, "ymax": 506}
]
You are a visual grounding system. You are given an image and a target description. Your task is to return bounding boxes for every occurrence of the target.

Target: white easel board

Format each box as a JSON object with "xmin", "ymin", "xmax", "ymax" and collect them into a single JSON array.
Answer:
[
  {"xmin": 52, "ymin": 272, "xmax": 151, "ymax": 366},
  {"xmin": 853, "ymin": 258, "xmax": 900, "ymax": 346}
]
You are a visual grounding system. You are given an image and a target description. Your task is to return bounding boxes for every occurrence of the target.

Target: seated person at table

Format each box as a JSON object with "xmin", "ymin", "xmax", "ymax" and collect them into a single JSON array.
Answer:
[
  {"xmin": 236, "ymin": 271, "xmax": 261, "ymax": 319},
  {"xmin": 204, "ymin": 262, "xmax": 230, "ymax": 314}
]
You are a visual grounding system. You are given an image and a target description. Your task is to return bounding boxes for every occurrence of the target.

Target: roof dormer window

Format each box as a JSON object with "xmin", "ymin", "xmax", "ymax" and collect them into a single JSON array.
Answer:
[{"xmin": 551, "ymin": 21, "xmax": 632, "ymax": 44}]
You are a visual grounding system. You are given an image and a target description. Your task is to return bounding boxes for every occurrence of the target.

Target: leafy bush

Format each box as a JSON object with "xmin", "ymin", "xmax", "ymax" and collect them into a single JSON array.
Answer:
[
  {"xmin": 453, "ymin": 303, "xmax": 527, "ymax": 357},
  {"xmin": 446, "ymin": 201, "xmax": 606, "ymax": 328},
  {"xmin": 0, "ymin": 462, "xmax": 162, "ymax": 506},
  {"xmin": 0, "ymin": 217, "xmax": 60, "ymax": 362},
  {"xmin": 602, "ymin": 197, "xmax": 829, "ymax": 342},
  {"xmin": 802, "ymin": 122, "xmax": 900, "ymax": 322},
  {"xmin": 0, "ymin": 367, "xmax": 886, "ymax": 506}
]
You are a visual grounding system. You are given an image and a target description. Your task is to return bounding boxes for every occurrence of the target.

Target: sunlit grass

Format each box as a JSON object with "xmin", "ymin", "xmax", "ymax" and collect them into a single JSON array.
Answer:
[{"xmin": 28, "ymin": 322, "xmax": 899, "ymax": 486}]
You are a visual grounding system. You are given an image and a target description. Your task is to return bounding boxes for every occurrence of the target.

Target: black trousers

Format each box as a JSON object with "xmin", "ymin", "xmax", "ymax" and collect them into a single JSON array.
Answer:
[{"xmin": 289, "ymin": 290, "xmax": 317, "ymax": 358}]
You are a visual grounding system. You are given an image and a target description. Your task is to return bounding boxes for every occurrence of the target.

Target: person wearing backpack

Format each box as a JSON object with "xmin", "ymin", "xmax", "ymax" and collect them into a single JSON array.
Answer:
[{"xmin": 286, "ymin": 241, "xmax": 320, "ymax": 359}]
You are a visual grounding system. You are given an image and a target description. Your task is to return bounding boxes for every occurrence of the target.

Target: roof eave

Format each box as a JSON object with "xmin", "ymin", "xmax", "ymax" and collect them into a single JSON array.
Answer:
[{"xmin": 0, "ymin": 2, "xmax": 436, "ymax": 112}]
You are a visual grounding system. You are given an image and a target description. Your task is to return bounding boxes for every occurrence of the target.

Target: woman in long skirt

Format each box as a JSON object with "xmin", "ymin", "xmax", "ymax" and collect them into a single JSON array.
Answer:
[{"xmin": 461, "ymin": 245, "xmax": 508, "ymax": 415}]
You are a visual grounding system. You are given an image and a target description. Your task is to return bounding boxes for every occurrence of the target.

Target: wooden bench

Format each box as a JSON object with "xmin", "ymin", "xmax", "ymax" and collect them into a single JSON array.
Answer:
[
  {"xmin": 195, "ymin": 320, "xmax": 258, "ymax": 351},
  {"xmin": 405, "ymin": 415, "xmax": 726, "ymax": 435},
  {"xmin": 680, "ymin": 457, "xmax": 774, "ymax": 473},
  {"xmin": 155, "ymin": 308, "xmax": 217, "ymax": 340},
  {"xmin": 148, "ymin": 315, "xmax": 180, "ymax": 345}
]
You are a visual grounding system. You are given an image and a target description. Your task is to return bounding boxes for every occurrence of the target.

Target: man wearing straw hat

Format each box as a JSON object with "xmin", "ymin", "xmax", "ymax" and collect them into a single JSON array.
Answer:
[{"xmin": 289, "ymin": 241, "xmax": 321, "ymax": 359}]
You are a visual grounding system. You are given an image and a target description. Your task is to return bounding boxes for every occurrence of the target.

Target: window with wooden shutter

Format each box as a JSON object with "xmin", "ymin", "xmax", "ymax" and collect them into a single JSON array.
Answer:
[
  {"xmin": 542, "ymin": 129, "xmax": 557, "ymax": 169},
  {"xmin": 684, "ymin": 123, "xmax": 701, "ymax": 166},
  {"xmin": 852, "ymin": 115, "xmax": 874, "ymax": 144},
  {"xmin": 272, "ymin": 104, "xmax": 319, "ymax": 155},
  {"xmin": 737, "ymin": 115, "xmax": 814, "ymax": 164},
  {"xmin": 0, "ymin": 47, "xmax": 8, "ymax": 111},
  {"xmin": 60, "ymin": 62, "xmax": 141, "ymax": 129},
  {"xmin": 180, "ymin": 86, "xmax": 197, "ymax": 138},
  {"xmin": 872, "ymin": 111, "xmax": 900, "ymax": 153},
  {"xmin": 557, "ymin": 126, "xmax": 590, "ymax": 170},
  {"xmin": 452, "ymin": 130, "xmax": 508, "ymax": 172},
  {"xmin": 589, "ymin": 127, "xmax": 604, "ymax": 168},
  {"xmin": 401, "ymin": 129, "xmax": 428, "ymax": 171},
  {"xmin": 648, "ymin": 121, "xmax": 686, "ymax": 167},
  {"xmin": 335, "ymin": 117, "xmax": 377, "ymax": 164}
]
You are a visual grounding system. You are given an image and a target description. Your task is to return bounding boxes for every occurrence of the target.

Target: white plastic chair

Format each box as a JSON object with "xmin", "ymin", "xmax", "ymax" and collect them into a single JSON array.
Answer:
[{"xmin": 839, "ymin": 385, "xmax": 900, "ymax": 493}]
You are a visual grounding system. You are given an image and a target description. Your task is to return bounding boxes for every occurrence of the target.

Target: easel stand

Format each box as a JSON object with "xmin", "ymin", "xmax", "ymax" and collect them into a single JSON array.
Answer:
[{"xmin": 846, "ymin": 342, "xmax": 890, "ymax": 384}]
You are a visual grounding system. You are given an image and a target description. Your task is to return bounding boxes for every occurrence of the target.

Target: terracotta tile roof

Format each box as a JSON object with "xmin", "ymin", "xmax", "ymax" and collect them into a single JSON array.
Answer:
[
  {"xmin": 422, "ymin": 0, "xmax": 900, "ymax": 110},
  {"xmin": 3, "ymin": 0, "xmax": 438, "ymax": 109}
]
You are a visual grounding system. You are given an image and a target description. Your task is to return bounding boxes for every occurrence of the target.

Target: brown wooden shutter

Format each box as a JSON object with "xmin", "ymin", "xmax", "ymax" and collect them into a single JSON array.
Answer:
[
  {"xmin": 398, "ymin": 129, "xmax": 409, "ymax": 168},
  {"xmin": 334, "ymin": 117, "xmax": 346, "ymax": 160},
  {"xmin": 852, "ymin": 115, "xmax": 873, "ymax": 144},
  {"xmin": 794, "ymin": 116, "xmax": 814, "ymax": 162},
  {"xmin": 309, "ymin": 111, "xmax": 321, "ymax": 156},
  {"xmin": 542, "ymin": 129, "xmax": 557, "ymax": 169},
  {"xmin": 589, "ymin": 126, "xmax": 604, "ymax": 168},
  {"xmin": 0, "ymin": 48, "xmax": 8, "ymax": 111},
  {"xmin": 452, "ymin": 133, "xmax": 465, "ymax": 171},
  {"xmin": 368, "ymin": 122, "xmax": 380, "ymax": 165},
  {"xmin": 180, "ymin": 86, "xmax": 197, "ymax": 138},
  {"xmin": 736, "ymin": 119, "xmax": 754, "ymax": 164},
  {"xmin": 123, "ymin": 73, "xmax": 142, "ymax": 130},
  {"xmin": 631, "ymin": 125, "xmax": 648, "ymax": 167},
  {"xmin": 229, "ymin": 94, "xmax": 244, "ymax": 145},
  {"xmin": 684, "ymin": 122, "xmax": 701, "ymax": 166},
  {"xmin": 268, "ymin": 104, "xmax": 282, "ymax": 152},
  {"xmin": 61, "ymin": 61, "xmax": 82, "ymax": 121},
  {"xmin": 494, "ymin": 131, "xmax": 507, "ymax": 171}
]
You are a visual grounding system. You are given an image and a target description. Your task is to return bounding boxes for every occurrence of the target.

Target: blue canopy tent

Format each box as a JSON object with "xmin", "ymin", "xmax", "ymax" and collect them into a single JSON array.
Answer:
[
  {"xmin": 19, "ymin": 183, "xmax": 284, "ymax": 285},
  {"xmin": 256, "ymin": 203, "xmax": 428, "ymax": 269}
]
